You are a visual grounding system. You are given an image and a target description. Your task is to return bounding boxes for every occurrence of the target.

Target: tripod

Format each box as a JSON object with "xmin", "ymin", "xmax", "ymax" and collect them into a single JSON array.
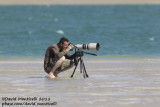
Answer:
[{"xmin": 70, "ymin": 49, "xmax": 97, "ymax": 78}]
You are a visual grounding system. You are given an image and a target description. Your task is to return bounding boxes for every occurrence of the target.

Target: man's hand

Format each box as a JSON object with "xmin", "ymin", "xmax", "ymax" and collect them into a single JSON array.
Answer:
[{"xmin": 66, "ymin": 44, "xmax": 73, "ymax": 51}]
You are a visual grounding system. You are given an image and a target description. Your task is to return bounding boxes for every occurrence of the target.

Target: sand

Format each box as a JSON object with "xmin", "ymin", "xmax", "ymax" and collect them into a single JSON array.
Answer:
[
  {"xmin": 0, "ymin": 59, "xmax": 160, "ymax": 107},
  {"xmin": 0, "ymin": 0, "xmax": 160, "ymax": 5}
]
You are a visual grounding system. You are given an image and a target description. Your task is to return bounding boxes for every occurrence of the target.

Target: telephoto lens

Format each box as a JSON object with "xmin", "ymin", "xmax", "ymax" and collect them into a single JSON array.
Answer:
[{"xmin": 74, "ymin": 43, "xmax": 100, "ymax": 51}]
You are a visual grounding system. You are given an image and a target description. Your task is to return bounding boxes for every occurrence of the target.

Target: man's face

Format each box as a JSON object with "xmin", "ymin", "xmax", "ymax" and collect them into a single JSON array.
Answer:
[{"xmin": 60, "ymin": 41, "xmax": 69, "ymax": 50}]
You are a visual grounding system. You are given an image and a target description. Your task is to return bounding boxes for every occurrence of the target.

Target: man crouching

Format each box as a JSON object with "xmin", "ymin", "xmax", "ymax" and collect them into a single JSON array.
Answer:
[{"xmin": 44, "ymin": 37, "xmax": 75, "ymax": 78}]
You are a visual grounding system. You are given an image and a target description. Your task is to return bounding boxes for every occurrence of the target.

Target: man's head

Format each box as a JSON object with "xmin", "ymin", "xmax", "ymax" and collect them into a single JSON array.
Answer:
[{"xmin": 58, "ymin": 37, "xmax": 69, "ymax": 50}]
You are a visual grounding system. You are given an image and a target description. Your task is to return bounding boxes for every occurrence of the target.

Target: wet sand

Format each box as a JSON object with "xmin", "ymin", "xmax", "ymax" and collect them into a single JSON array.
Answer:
[{"xmin": 0, "ymin": 59, "xmax": 160, "ymax": 107}]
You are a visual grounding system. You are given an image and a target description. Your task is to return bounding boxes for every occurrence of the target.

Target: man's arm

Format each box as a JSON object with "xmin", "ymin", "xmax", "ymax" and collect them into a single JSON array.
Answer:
[
  {"xmin": 51, "ymin": 47, "xmax": 68, "ymax": 59},
  {"xmin": 51, "ymin": 44, "xmax": 73, "ymax": 59}
]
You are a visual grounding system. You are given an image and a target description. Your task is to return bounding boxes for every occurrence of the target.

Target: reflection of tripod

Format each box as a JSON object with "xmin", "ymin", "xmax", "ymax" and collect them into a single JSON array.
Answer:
[{"xmin": 70, "ymin": 49, "xmax": 97, "ymax": 78}]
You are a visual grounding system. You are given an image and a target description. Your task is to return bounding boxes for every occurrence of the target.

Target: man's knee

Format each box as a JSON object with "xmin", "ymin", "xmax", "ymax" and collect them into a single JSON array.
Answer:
[
  {"xmin": 60, "ymin": 56, "xmax": 65, "ymax": 62},
  {"xmin": 56, "ymin": 60, "xmax": 74, "ymax": 73}
]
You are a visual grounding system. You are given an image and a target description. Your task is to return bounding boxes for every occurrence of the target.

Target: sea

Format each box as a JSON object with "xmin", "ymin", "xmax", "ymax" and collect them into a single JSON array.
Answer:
[{"xmin": 0, "ymin": 5, "xmax": 160, "ymax": 60}]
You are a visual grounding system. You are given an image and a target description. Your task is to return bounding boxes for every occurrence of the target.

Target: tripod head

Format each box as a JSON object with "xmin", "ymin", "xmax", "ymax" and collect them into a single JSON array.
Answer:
[
  {"xmin": 73, "ymin": 48, "xmax": 97, "ymax": 66},
  {"xmin": 74, "ymin": 48, "xmax": 97, "ymax": 57},
  {"xmin": 75, "ymin": 49, "xmax": 84, "ymax": 57}
]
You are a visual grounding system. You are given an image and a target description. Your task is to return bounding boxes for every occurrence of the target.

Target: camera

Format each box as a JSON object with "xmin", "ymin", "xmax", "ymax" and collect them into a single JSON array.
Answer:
[
  {"xmin": 70, "ymin": 43, "xmax": 100, "ymax": 78},
  {"xmin": 70, "ymin": 43, "xmax": 100, "ymax": 51}
]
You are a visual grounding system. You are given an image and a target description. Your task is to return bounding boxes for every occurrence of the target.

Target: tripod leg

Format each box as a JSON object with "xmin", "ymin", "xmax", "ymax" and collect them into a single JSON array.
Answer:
[
  {"xmin": 83, "ymin": 67, "xmax": 86, "ymax": 78},
  {"xmin": 82, "ymin": 61, "xmax": 89, "ymax": 78},
  {"xmin": 80, "ymin": 58, "xmax": 88, "ymax": 78},
  {"xmin": 71, "ymin": 59, "xmax": 80, "ymax": 78},
  {"xmin": 80, "ymin": 59, "xmax": 87, "ymax": 78},
  {"xmin": 80, "ymin": 59, "xmax": 82, "ymax": 73},
  {"xmin": 80, "ymin": 60, "xmax": 86, "ymax": 78},
  {"xmin": 70, "ymin": 64, "xmax": 78, "ymax": 78}
]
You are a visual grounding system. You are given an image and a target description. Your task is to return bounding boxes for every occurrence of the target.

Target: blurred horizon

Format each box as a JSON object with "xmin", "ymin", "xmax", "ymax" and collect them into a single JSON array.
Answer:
[{"xmin": 0, "ymin": 0, "xmax": 160, "ymax": 5}]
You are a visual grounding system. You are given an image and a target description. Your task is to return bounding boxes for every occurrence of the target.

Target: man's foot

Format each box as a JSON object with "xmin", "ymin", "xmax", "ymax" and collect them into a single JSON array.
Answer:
[
  {"xmin": 48, "ymin": 73, "xmax": 56, "ymax": 79},
  {"xmin": 54, "ymin": 71, "xmax": 59, "ymax": 77}
]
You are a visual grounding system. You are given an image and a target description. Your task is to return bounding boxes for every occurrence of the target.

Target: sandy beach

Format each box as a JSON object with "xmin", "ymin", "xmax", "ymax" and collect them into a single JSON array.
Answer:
[
  {"xmin": 0, "ymin": 59, "xmax": 160, "ymax": 107},
  {"xmin": 0, "ymin": 0, "xmax": 160, "ymax": 5}
]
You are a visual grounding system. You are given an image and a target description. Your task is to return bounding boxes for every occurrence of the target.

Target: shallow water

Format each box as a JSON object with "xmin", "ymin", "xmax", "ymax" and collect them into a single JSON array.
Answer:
[{"xmin": 0, "ymin": 60, "xmax": 160, "ymax": 107}]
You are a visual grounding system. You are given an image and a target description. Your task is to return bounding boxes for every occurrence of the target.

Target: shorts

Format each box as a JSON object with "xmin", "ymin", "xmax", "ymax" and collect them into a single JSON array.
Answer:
[{"xmin": 44, "ymin": 59, "xmax": 74, "ymax": 74}]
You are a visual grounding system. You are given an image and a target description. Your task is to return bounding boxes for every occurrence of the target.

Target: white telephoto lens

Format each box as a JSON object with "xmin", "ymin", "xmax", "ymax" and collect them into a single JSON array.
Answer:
[
  {"xmin": 74, "ymin": 43, "xmax": 100, "ymax": 51},
  {"xmin": 88, "ymin": 43, "xmax": 100, "ymax": 51}
]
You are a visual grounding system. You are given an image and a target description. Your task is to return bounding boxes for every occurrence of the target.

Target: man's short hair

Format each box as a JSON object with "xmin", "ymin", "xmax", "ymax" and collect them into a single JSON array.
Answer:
[{"xmin": 59, "ymin": 37, "xmax": 69, "ymax": 44}]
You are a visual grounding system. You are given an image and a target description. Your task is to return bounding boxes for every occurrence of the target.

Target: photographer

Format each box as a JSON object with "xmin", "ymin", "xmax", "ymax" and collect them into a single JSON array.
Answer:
[{"xmin": 44, "ymin": 37, "xmax": 75, "ymax": 78}]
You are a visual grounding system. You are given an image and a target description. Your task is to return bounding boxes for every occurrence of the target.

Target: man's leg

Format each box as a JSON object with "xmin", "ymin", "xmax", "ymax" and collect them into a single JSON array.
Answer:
[
  {"xmin": 48, "ymin": 56, "xmax": 65, "ymax": 78},
  {"xmin": 54, "ymin": 60, "xmax": 74, "ymax": 77}
]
